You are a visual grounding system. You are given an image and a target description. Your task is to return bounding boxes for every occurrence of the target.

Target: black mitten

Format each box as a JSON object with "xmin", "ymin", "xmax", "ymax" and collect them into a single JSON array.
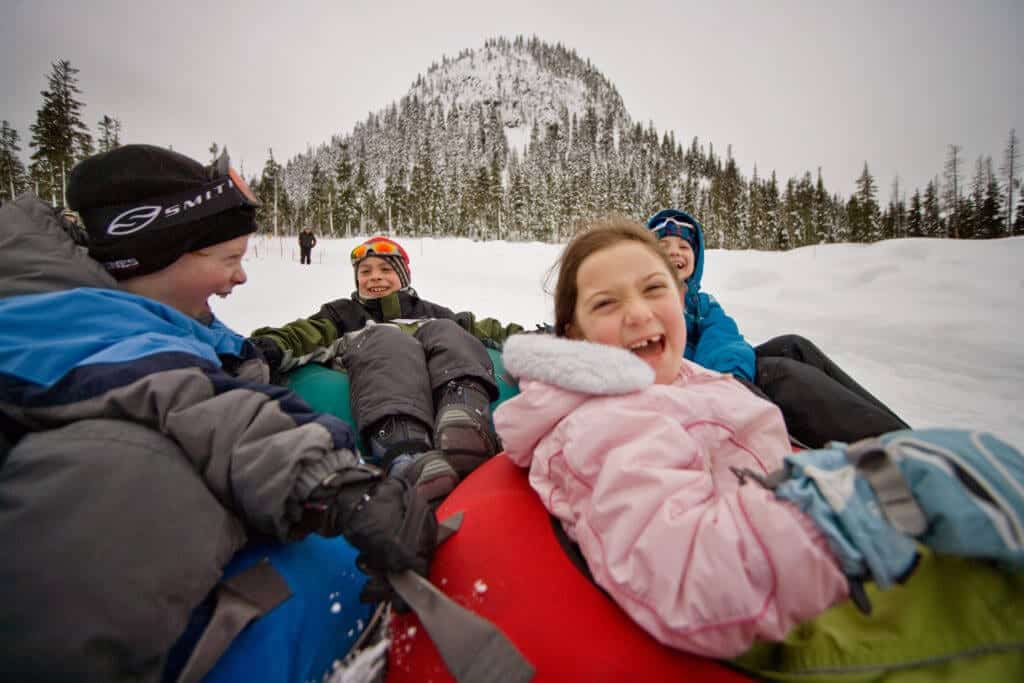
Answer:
[
  {"xmin": 249, "ymin": 336, "xmax": 284, "ymax": 372},
  {"xmin": 334, "ymin": 477, "xmax": 438, "ymax": 578},
  {"xmin": 296, "ymin": 467, "xmax": 437, "ymax": 608}
]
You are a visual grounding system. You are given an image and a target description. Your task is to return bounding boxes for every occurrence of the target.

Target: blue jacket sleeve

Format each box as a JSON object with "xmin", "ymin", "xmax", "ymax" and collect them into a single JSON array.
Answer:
[{"xmin": 692, "ymin": 293, "xmax": 756, "ymax": 382}]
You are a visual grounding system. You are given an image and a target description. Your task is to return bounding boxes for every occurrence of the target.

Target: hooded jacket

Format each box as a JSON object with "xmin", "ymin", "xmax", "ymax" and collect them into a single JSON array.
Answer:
[
  {"xmin": 647, "ymin": 209, "xmax": 756, "ymax": 381},
  {"xmin": 0, "ymin": 195, "xmax": 360, "ymax": 541},
  {"xmin": 494, "ymin": 334, "xmax": 847, "ymax": 658},
  {"xmin": 0, "ymin": 195, "xmax": 369, "ymax": 680}
]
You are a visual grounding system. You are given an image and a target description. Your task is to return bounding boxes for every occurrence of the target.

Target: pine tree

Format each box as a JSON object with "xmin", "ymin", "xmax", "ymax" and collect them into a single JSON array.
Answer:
[
  {"xmin": 812, "ymin": 169, "xmax": 832, "ymax": 244},
  {"xmin": 922, "ymin": 179, "xmax": 943, "ymax": 237},
  {"xmin": 906, "ymin": 190, "xmax": 924, "ymax": 237},
  {"xmin": 849, "ymin": 163, "xmax": 880, "ymax": 242},
  {"xmin": 209, "ymin": 142, "xmax": 220, "ymax": 164},
  {"xmin": 1001, "ymin": 129, "xmax": 1020, "ymax": 234},
  {"xmin": 28, "ymin": 60, "xmax": 93, "ymax": 206},
  {"xmin": 1014, "ymin": 193, "xmax": 1024, "ymax": 236},
  {"xmin": 943, "ymin": 144, "xmax": 963, "ymax": 238},
  {"xmin": 1, "ymin": 120, "xmax": 27, "ymax": 201},
  {"xmin": 882, "ymin": 177, "xmax": 905, "ymax": 240},
  {"xmin": 308, "ymin": 161, "xmax": 333, "ymax": 234},
  {"xmin": 713, "ymin": 149, "xmax": 745, "ymax": 248},
  {"xmin": 763, "ymin": 171, "xmax": 781, "ymax": 248},
  {"xmin": 965, "ymin": 157, "xmax": 987, "ymax": 239},
  {"xmin": 979, "ymin": 157, "xmax": 1004, "ymax": 239},
  {"xmin": 745, "ymin": 165, "xmax": 762, "ymax": 249},
  {"xmin": 96, "ymin": 115, "xmax": 121, "ymax": 153},
  {"xmin": 255, "ymin": 148, "xmax": 283, "ymax": 236},
  {"xmin": 334, "ymin": 144, "xmax": 357, "ymax": 237}
]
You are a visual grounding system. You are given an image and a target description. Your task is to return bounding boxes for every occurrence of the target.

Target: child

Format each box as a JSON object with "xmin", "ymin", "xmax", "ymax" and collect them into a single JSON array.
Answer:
[
  {"xmin": 252, "ymin": 235, "xmax": 521, "ymax": 490},
  {"xmin": 494, "ymin": 218, "xmax": 1023, "ymax": 659},
  {"xmin": 647, "ymin": 208, "xmax": 909, "ymax": 447},
  {"xmin": 0, "ymin": 145, "xmax": 436, "ymax": 680},
  {"xmin": 646, "ymin": 208, "xmax": 755, "ymax": 381}
]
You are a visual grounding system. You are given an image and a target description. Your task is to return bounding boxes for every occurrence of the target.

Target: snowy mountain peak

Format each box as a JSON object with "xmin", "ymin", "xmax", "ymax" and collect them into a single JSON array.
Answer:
[{"xmin": 408, "ymin": 36, "xmax": 629, "ymax": 142}]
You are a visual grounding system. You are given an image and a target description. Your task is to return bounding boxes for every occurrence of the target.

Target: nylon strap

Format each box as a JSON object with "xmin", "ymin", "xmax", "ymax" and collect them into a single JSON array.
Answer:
[
  {"xmin": 437, "ymin": 510, "xmax": 463, "ymax": 545},
  {"xmin": 846, "ymin": 437, "xmax": 928, "ymax": 536},
  {"xmin": 389, "ymin": 570, "xmax": 535, "ymax": 683},
  {"xmin": 387, "ymin": 510, "xmax": 534, "ymax": 683},
  {"xmin": 176, "ymin": 558, "xmax": 292, "ymax": 683}
]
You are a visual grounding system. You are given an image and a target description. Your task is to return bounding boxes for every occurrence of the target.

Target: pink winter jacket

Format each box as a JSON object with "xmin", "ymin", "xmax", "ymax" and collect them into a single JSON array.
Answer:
[{"xmin": 494, "ymin": 334, "xmax": 848, "ymax": 658}]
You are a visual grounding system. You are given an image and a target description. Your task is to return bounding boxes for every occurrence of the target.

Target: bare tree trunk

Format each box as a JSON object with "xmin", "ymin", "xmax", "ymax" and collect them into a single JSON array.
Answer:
[{"xmin": 328, "ymin": 189, "xmax": 334, "ymax": 237}]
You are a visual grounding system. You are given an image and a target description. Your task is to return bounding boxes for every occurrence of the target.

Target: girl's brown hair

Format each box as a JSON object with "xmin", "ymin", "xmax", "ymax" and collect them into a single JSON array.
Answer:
[{"xmin": 552, "ymin": 216, "xmax": 679, "ymax": 337}]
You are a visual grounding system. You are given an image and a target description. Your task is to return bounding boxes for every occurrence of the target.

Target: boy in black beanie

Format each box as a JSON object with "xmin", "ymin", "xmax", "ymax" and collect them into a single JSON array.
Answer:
[{"xmin": 0, "ymin": 144, "xmax": 436, "ymax": 681}]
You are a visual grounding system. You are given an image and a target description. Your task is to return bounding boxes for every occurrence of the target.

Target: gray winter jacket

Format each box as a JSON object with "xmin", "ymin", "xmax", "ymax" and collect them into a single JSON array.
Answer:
[{"xmin": 0, "ymin": 195, "xmax": 362, "ymax": 681}]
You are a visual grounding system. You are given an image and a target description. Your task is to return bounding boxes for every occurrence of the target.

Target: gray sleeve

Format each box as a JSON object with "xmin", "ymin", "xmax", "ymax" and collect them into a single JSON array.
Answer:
[{"xmin": 7, "ymin": 365, "xmax": 361, "ymax": 540}]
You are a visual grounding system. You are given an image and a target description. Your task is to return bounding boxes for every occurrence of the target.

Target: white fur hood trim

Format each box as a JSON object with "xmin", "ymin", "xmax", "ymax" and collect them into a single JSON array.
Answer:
[{"xmin": 503, "ymin": 334, "xmax": 654, "ymax": 395}]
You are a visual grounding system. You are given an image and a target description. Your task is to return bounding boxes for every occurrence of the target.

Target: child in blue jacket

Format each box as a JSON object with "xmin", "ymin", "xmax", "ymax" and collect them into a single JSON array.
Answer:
[
  {"xmin": 646, "ymin": 209, "xmax": 909, "ymax": 448},
  {"xmin": 645, "ymin": 209, "xmax": 755, "ymax": 381}
]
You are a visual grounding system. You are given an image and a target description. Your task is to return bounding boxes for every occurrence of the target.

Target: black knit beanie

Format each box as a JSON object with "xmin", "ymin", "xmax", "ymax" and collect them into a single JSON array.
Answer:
[{"xmin": 67, "ymin": 144, "xmax": 258, "ymax": 279}]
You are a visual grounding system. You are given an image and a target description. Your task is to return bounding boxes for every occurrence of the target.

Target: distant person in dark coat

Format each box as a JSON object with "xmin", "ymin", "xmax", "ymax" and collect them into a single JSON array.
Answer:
[{"xmin": 298, "ymin": 227, "xmax": 317, "ymax": 264}]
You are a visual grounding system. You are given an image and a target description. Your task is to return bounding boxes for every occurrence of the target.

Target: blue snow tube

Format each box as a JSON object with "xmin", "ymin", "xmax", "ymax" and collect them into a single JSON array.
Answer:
[{"xmin": 199, "ymin": 536, "xmax": 373, "ymax": 683}]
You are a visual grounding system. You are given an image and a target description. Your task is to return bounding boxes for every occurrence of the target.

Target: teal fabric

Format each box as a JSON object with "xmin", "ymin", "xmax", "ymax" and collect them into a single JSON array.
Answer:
[{"xmin": 285, "ymin": 347, "xmax": 518, "ymax": 455}]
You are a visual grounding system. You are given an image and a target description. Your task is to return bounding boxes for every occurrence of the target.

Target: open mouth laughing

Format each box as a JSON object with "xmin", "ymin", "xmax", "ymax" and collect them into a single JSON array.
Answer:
[{"xmin": 628, "ymin": 334, "xmax": 666, "ymax": 360}]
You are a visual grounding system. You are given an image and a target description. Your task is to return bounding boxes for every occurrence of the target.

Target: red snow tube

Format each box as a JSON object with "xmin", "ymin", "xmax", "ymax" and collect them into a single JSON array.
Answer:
[{"xmin": 386, "ymin": 455, "xmax": 752, "ymax": 682}]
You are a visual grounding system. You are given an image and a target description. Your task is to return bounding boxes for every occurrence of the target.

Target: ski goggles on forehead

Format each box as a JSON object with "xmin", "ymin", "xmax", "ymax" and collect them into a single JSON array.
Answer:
[
  {"xmin": 80, "ymin": 152, "xmax": 261, "ymax": 241},
  {"xmin": 351, "ymin": 240, "xmax": 401, "ymax": 265},
  {"xmin": 206, "ymin": 150, "xmax": 260, "ymax": 207},
  {"xmin": 651, "ymin": 216, "xmax": 697, "ymax": 240}
]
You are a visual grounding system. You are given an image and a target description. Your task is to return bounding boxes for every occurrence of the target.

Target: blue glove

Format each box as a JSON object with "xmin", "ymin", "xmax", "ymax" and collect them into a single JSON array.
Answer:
[{"xmin": 774, "ymin": 446, "xmax": 920, "ymax": 591}]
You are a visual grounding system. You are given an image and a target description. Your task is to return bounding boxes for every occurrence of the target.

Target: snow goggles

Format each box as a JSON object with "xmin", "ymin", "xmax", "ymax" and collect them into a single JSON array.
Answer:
[
  {"xmin": 350, "ymin": 239, "xmax": 402, "ymax": 265},
  {"xmin": 207, "ymin": 150, "xmax": 261, "ymax": 209},
  {"xmin": 79, "ymin": 151, "xmax": 261, "ymax": 240},
  {"xmin": 650, "ymin": 216, "xmax": 697, "ymax": 242}
]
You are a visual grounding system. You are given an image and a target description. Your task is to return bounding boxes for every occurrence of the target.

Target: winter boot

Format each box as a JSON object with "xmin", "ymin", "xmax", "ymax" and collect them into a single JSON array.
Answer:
[
  {"xmin": 365, "ymin": 415, "xmax": 433, "ymax": 470},
  {"xmin": 388, "ymin": 450, "xmax": 459, "ymax": 506},
  {"xmin": 434, "ymin": 378, "xmax": 500, "ymax": 478},
  {"xmin": 366, "ymin": 416, "xmax": 458, "ymax": 505}
]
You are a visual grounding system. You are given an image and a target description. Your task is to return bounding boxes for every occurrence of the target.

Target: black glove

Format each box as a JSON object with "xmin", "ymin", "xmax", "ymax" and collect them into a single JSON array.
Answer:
[
  {"xmin": 339, "ymin": 477, "xmax": 437, "ymax": 578},
  {"xmin": 249, "ymin": 335, "xmax": 284, "ymax": 371},
  {"xmin": 300, "ymin": 473, "xmax": 437, "ymax": 588}
]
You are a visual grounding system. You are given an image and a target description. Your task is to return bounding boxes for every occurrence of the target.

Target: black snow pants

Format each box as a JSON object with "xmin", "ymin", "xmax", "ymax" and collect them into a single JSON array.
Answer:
[
  {"xmin": 754, "ymin": 334, "xmax": 910, "ymax": 449},
  {"xmin": 340, "ymin": 319, "xmax": 497, "ymax": 442},
  {"xmin": 299, "ymin": 247, "xmax": 312, "ymax": 265}
]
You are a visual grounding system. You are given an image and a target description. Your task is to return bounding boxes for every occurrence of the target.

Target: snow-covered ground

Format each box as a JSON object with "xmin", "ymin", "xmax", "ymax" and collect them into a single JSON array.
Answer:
[{"xmin": 218, "ymin": 234, "xmax": 1024, "ymax": 447}]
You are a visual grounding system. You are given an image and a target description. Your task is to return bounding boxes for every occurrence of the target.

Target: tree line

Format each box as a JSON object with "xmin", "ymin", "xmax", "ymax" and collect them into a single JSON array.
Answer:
[
  {"xmin": 4, "ymin": 55, "xmax": 1021, "ymax": 247},
  {"xmin": 250, "ymin": 35, "xmax": 1022, "ymax": 246},
  {"xmin": 1, "ymin": 60, "xmax": 121, "ymax": 207}
]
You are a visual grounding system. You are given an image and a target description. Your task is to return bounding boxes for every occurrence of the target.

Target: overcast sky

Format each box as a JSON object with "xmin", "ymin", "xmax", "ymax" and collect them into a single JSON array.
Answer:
[{"xmin": 2, "ymin": 0, "xmax": 1021, "ymax": 199}]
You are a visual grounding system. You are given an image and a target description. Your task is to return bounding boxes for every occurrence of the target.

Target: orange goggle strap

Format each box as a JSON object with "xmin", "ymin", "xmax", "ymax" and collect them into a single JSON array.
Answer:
[{"xmin": 351, "ymin": 240, "xmax": 402, "ymax": 264}]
